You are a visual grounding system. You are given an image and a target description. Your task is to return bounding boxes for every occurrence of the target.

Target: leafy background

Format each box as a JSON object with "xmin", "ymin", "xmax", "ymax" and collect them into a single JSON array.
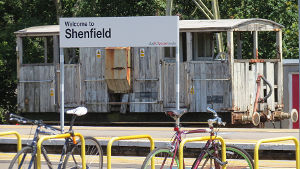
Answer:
[{"xmin": 0, "ymin": 0, "xmax": 299, "ymax": 122}]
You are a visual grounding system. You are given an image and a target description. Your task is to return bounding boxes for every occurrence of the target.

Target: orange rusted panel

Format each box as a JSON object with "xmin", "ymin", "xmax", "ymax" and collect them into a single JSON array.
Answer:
[{"xmin": 105, "ymin": 47, "xmax": 131, "ymax": 93}]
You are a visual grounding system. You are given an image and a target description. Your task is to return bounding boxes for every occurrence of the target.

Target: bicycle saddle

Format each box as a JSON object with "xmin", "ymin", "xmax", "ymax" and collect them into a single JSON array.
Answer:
[
  {"xmin": 165, "ymin": 109, "xmax": 187, "ymax": 120},
  {"xmin": 66, "ymin": 107, "xmax": 88, "ymax": 116}
]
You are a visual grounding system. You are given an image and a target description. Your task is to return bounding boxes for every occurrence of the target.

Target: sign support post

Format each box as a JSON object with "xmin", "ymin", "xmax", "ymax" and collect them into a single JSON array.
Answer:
[
  {"xmin": 175, "ymin": 21, "xmax": 180, "ymax": 127},
  {"xmin": 60, "ymin": 48, "xmax": 64, "ymax": 132}
]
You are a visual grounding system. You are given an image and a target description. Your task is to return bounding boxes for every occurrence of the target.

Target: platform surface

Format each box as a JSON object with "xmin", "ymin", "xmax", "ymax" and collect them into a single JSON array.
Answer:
[{"xmin": 0, "ymin": 125, "xmax": 299, "ymax": 168}]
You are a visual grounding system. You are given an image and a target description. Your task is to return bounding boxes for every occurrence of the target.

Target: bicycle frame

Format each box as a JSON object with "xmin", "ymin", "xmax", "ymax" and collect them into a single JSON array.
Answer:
[
  {"xmin": 165, "ymin": 125, "xmax": 222, "ymax": 169},
  {"xmin": 11, "ymin": 114, "xmax": 78, "ymax": 169}
]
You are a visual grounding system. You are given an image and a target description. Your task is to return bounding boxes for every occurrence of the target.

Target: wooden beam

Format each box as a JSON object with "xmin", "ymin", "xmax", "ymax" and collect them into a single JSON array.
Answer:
[
  {"xmin": 237, "ymin": 32, "xmax": 242, "ymax": 59},
  {"xmin": 253, "ymin": 31, "xmax": 258, "ymax": 59},
  {"xmin": 53, "ymin": 35, "xmax": 59, "ymax": 64},
  {"xmin": 227, "ymin": 31, "xmax": 234, "ymax": 61},
  {"xmin": 186, "ymin": 32, "xmax": 193, "ymax": 61},
  {"xmin": 44, "ymin": 37, "xmax": 48, "ymax": 63},
  {"xmin": 16, "ymin": 36, "xmax": 23, "ymax": 77},
  {"xmin": 227, "ymin": 30, "xmax": 234, "ymax": 107},
  {"xmin": 276, "ymin": 30, "xmax": 283, "ymax": 60}
]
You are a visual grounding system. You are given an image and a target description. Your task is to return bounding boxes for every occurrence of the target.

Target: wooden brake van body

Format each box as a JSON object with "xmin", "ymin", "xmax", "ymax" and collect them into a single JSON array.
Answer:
[{"xmin": 15, "ymin": 19, "xmax": 296, "ymax": 125}]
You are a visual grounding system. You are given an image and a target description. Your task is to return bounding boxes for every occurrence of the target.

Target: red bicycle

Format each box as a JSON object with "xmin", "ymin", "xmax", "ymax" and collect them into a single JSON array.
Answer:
[{"xmin": 141, "ymin": 107, "xmax": 254, "ymax": 169}]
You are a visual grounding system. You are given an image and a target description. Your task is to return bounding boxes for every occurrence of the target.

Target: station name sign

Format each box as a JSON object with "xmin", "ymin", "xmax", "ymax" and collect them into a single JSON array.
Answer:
[{"xmin": 59, "ymin": 16, "xmax": 179, "ymax": 48}]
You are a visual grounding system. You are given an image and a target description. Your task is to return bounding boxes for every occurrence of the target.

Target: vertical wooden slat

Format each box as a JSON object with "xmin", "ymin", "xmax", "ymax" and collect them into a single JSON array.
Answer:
[
  {"xmin": 199, "ymin": 63, "xmax": 207, "ymax": 111},
  {"xmin": 244, "ymin": 62, "xmax": 250, "ymax": 110},
  {"xmin": 130, "ymin": 48, "xmax": 138, "ymax": 112},
  {"xmin": 257, "ymin": 63, "xmax": 264, "ymax": 110},
  {"xmin": 18, "ymin": 66, "xmax": 25, "ymax": 111},
  {"xmin": 44, "ymin": 37, "xmax": 47, "ymax": 63},
  {"xmin": 240, "ymin": 63, "xmax": 246, "ymax": 110},
  {"xmin": 233, "ymin": 63, "xmax": 239, "ymax": 109},
  {"xmin": 227, "ymin": 30, "xmax": 234, "ymax": 110},
  {"xmin": 206, "ymin": 63, "xmax": 212, "ymax": 108},
  {"xmin": 33, "ymin": 66, "xmax": 40, "ymax": 112},
  {"xmin": 276, "ymin": 30, "xmax": 283, "ymax": 104},
  {"xmin": 249, "ymin": 63, "xmax": 256, "ymax": 111},
  {"xmin": 53, "ymin": 35, "xmax": 59, "ymax": 64},
  {"xmin": 40, "ymin": 66, "xmax": 46, "ymax": 112},
  {"xmin": 253, "ymin": 31, "xmax": 258, "ymax": 59},
  {"xmin": 186, "ymin": 32, "xmax": 193, "ymax": 62},
  {"xmin": 17, "ymin": 36, "xmax": 24, "ymax": 111},
  {"xmin": 53, "ymin": 35, "xmax": 59, "ymax": 112},
  {"xmin": 236, "ymin": 32, "xmax": 242, "ymax": 59},
  {"xmin": 50, "ymin": 66, "xmax": 55, "ymax": 112},
  {"xmin": 265, "ymin": 62, "xmax": 275, "ymax": 111},
  {"xmin": 192, "ymin": 63, "xmax": 198, "ymax": 112}
]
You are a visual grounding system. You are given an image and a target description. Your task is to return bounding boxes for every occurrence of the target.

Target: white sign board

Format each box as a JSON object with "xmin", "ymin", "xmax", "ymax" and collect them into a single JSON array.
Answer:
[{"xmin": 59, "ymin": 16, "xmax": 179, "ymax": 48}]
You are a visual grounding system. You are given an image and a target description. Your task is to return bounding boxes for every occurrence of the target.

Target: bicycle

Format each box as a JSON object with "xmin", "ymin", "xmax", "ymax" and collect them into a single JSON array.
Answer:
[
  {"xmin": 141, "ymin": 107, "xmax": 254, "ymax": 169},
  {"xmin": 8, "ymin": 107, "xmax": 103, "ymax": 169}
]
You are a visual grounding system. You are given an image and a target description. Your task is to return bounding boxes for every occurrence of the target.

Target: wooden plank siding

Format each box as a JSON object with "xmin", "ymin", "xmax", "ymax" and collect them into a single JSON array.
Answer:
[
  {"xmin": 162, "ymin": 61, "xmax": 188, "ymax": 109},
  {"xmin": 80, "ymin": 47, "xmax": 108, "ymax": 112},
  {"xmin": 63, "ymin": 65, "xmax": 81, "ymax": 108},
  {"xmin": 18, "ymin": 65, "xmax": 55, "ymax": 112},
  {"xmin": 232, "ymin": 61, "xmax": 280, "ymax": 112},
  {"xmin": 188, "ymin": 61, "xmax": 231, "ymax": 112},
  {"xmin": 130, "ymin": 47, "xmax": 163, "ymax": 112}
]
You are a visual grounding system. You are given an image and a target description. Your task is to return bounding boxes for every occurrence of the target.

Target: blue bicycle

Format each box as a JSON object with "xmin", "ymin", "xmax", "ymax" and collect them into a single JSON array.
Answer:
[{"xmin": 8, "ymin": 107, "xmax": 103, "ymax": 169}]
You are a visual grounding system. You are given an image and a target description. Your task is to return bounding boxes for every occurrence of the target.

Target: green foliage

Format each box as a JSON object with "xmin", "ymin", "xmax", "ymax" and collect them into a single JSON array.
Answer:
[
  {"xmin": 60, "ymin": 0, "xmax": 165, "ymax": 17},
  {"xmin": 219, "ymin": 0, "xmax": 299, "ymax": 58},
  {"xmin": 0, "ymin": 0, "xmax": 57, "ymax": 122}
]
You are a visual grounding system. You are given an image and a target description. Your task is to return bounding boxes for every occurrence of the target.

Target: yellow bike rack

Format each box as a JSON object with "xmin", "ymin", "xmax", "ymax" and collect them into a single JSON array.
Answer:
[
  {"xmin": 37, "ymin": 133, "xmax": 86, "ymax": 169},
  {"xmin": 254, "ymin": 136, "xmax": 299, "ymax": 169},
  {"xmin": 179, "ymin": 136, "xmax": 226, "ymax": 169},
  {"xmin": 0, "ymin": 131, "xmax": 22, "ymax": 152},
  {"xmin": 107, "ymin": 135, "xmax": 155, "ymax": 169},
  {"xmin": 0, "ymin": 131, "xmax": 22, "ymax": 164}
]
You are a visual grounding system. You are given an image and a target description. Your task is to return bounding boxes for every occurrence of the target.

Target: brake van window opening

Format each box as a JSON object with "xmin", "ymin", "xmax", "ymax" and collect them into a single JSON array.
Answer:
[{"xmin": 65, "ymin": 28, "xmax": 112, "ymax": 39}]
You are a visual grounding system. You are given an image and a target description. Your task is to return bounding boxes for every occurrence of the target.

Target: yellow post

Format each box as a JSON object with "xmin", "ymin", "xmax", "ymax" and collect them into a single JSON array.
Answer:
[
  {"xmin": 107, "ymin": 135, "xmax": 155, "ymax": 169},
  {"xmin": 36, "ymin": 133, "xmax": 85, "ymax": 169},
  {"xmin": 179, "ymin": 136, "xmax": 226, "ymax": 169},
  {"xmin": 0, "ymin": 131, "xmax": 22, "ymax": 164},
  {"xmin": 254, "ymin": 136, "xmax": 299, "ymax": 169}
]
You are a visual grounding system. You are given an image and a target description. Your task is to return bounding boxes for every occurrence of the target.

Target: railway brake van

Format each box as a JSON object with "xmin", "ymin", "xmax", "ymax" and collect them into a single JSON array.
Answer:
[{"xmin": 15, "ymin": 18, "xmax": 298, "ymax": 126}]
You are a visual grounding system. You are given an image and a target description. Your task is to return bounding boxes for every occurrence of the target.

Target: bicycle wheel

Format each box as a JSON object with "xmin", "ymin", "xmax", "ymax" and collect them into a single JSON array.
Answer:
[
  {"xmin": 9, "ymin": 145, "xmax": 53, "ymax": 169},
  {"xmin": 63, "ymin": 136, "xmax": 103, "ymax": 169},
  {"xmin": 192, "ymin": 145, "xmax": 254, "ymax": 169},
  {"xmin": 141, "ymin": 147, "xmax": 179, "ymax": 169},
  {"xmin": 9, "ymin": 146, "xmax": 35, "ymax": 169}
]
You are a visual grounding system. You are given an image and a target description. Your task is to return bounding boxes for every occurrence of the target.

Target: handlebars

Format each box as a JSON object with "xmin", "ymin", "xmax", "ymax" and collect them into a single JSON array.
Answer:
[
  {"xmin": 207, "ymin": 107, "xmax": 226, "ymax": 127},
  {"xmin": 9, "ymin": 114, "xmax": 62, "ymax": 132},
  {"xmin": 165, "ymin": 107, "xmax": 225, "ymax": 127}
]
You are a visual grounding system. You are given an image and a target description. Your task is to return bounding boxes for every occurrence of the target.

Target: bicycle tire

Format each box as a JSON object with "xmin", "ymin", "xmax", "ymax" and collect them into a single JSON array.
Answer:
[
  {"xmin": 9, "ymin": 145, "xmax": 53, "ymax": 169},
  {"xmin": 141, "ymin": 147, "xmax": 179, "ymax": 169},
  {"xmin": 63, "ymin": 136, "xmax": 103, "ymax": 169},
  {"xmin": 192, "ymin": 145, "xmax": 254, "ymax": 169}
]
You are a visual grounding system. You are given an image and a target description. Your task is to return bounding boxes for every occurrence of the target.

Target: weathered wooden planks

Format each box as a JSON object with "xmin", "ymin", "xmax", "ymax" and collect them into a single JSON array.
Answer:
[
  {"xmin": 187, "ymin": 61, "xmax": 230, "ymax": 112},
  {"xmin": 19, "ymin": 65, "xmax": 55, "ymax": 112},
  {"xmin": 231, "ymin": 61, "xmax": 280, "ymax": 112},
  {"xmin": 17, "ymin": 49, "xmax": 283, "ymax": 114},
  {"xmin": 130, "ymin": 47, "xmax": 163, "ymax": 112},
  {"xmin": 80, "ymin": 47, "xmax": 108, "ymax": 112}
]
